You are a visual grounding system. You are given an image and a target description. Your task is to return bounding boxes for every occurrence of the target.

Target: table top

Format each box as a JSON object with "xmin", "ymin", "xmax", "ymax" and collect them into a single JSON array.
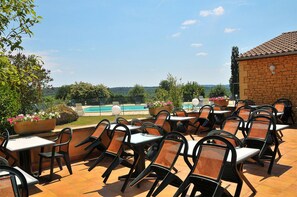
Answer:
[
  {"xmin": 242, "ymin": 122, "xmax": 289, "ymax": 131},
  {"xmin": 6, "ymin": 136, "xmax": 55, "ymax": 152},
  {"xmin": 110, "ymin": 124, "xmax": 141, "ymax": 131},
  {"xmin": 190, "ymin": 110, "xmax": 231, "ymax": 114},
  {"xmin": 182, "ymin": 140, "xmax": 260, "ymax": 164},
  {"xmin": 125, "ymin": 133, "xmax": 163, "ymax": 146},
  {"xmin": 169, "ymin": 116, "xmax": 195, "ymax": 121},
  {"xmin": 0, "ymin": 166, "xmax": 38, "ymax": 186}
]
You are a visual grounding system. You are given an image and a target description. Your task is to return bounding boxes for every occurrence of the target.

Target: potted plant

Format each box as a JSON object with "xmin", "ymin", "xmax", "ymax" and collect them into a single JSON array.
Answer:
[
  {"xmin": 147, "ymin": 101, "xmax": 174, "ymax": 116},
  {"xmin": 7, "ymin": 111, "xmax": 60, "ymax": 134},
  {"xmin": 209, "ymin": 96, "xmax": 229, "ymax": 107}
]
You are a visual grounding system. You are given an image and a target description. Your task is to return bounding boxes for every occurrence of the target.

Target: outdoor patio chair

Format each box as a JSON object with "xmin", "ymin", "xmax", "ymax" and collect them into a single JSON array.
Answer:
[
  {"xmin": 173, "ymin": 135, "xmax": 237, "ymax": 197},
  {"xmin": 0, "ymin": 165, "xmax": 28, "ymax": 197},
  {"xmin": 232, "ymin": 105, "xmax": 253, "ymax": 122},
  {"xmin": 220, "ymin": 115, "xmax": 245, "ymax": 137},
  {"xmin": 154, "ymin": 110, "xmax": 171, "ymax": 133},
  {"xmin": 88, "ymin": 124, "xmax": 135, "ymax": 192},
  {"xmin": 187, "ymin": 105, "xmax": 214, "ymax": 140},
  {"xmin": 243, "ymin": 114, "xmax": 279, "ymax": 174},
  {"xmin": 130, "ymin": 118, "xmax": 143, "ymax": 133},
  {"xmin": 75, "ymin": 119, "xmax": 110, "ymax": 160},
  {"xmin": 172, "ymin": 107, "xmax": 188, "ymax": 133},
  {"xmin": 0, "ymin": 129, "xmax": 17, "ymax": 166},
  {"xmin": 130, "ymin": 132, "xmax": 191, "ymax": 197},
  {"xmin": 38, "ymin": 127, "xmax": 73, "ymax": 181},
  {"xmin": 116, "ymin": 117, "xmax": 130, "ymax": 125},
  {"xmin": 234, "ymin": 100, "xmax": 248, "ymax": 111},
  {"xmin": 273, "ymin": 98, "xmax": 295, "ymax": 124}
]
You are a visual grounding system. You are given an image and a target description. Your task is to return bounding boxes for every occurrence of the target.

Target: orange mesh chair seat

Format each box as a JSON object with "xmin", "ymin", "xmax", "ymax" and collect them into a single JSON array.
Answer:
[
  {"xmin": 188, "ymin": 105, "xmax": 214, "ymax": 140},
  {"xmin": 130, "ymin": 132, "xmax": 191, "ymax": 196},
  {"xmin": 173, "ymin": 135, "xmax": 237, "ymax": 197},
  {"xmin": 0, "ymin": 129, "xmax": 17, "ymax": 166},
  {"xmin": 273, "ymin": 98, "xmax": 295, "ymax": 124},
  {"xmin": 75, "ymin": 119, "xmax": 110, "ymax": 160},
  {"xmin": 220, "ymin": 115, "xmax": 245, "ymax": 137},
  {"xmin": 38, "ymin": 128, "xmax": 73, "ymax": 181},
  {"xmin": 0, "ymin": 165, "xmax": 28, "ymax": 197},
  {"xmin": 154, "ymin": 110, "xmax": 171, "ymax": 133},
  {"xmin": 88, "ymin": 124, "xmax": 135, "ymax": 192},
  {"xmin": 244, "ymin": 115, "xmax": 278, "ymax": 174},
  {"xmin": 116, "ymin": 117, "xmax": 130, "ymax": 125}
]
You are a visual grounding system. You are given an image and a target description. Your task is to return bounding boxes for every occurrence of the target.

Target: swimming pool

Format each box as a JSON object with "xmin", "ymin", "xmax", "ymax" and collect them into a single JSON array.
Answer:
[
  {"xmin": 84, "ymin": 105, "xmax": 148, "ymax": 113},
  {"xmin": 84, "ymin": 103, "xmax": 194, "ymax": 113}
]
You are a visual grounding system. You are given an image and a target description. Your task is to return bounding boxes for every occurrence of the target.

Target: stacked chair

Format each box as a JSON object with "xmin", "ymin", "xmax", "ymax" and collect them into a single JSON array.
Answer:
[
  {"xmin": 75, "ymin": 119, "xmax": 111, "ymax": 160},
  {"xmin": 154, "ymin": 110, "xmax": 171, "ymax": 133},
  {"xmin": 273, "ymin": 98, "xmax": 295, "ymax": 124},
  {"xmin": 187, "ymin": 105, "xmax": 214, "ymax": 139},
  {"xmin": 88, "ymin": 124, "xmax": 136, "ymax": 192},
  {"xmin": 130, "ymin": 132, "xmax": 191, "ymax": 196}
]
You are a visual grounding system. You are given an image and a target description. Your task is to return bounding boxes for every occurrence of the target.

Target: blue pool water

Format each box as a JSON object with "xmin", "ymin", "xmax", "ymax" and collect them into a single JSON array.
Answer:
[{"xmin": 84, "ymin": 103, "xmax": 195, "ymax": 113}]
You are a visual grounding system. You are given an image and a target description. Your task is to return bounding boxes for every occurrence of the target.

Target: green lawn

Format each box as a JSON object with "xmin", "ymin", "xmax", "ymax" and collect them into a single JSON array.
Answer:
[{"xmin": 55, "ymin": 115, "xmax": 149, "ymax": 129}]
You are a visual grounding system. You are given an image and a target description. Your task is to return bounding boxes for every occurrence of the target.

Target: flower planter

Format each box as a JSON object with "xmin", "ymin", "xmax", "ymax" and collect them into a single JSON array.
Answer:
[
  {"xmin": 13, "ymin": 119, "xmax": 56, "ymax": 135},
  {"xmin": 213, "ymin": 100, "xmax": 229, "ymax": 107},
  {"xmin": 149, "ymin": 106, "xmax": 173, "ymax": 116}
]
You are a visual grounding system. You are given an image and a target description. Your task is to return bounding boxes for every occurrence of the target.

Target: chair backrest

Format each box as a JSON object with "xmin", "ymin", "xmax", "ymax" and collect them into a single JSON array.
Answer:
[
  {"xmin": 141, "ymin": 122, "xmax": 164, "ymax": 136},
  {"xmin": 198, "ymin": 105, "xmax": 213, "ymax": 119},
  {"xmin": 173, "ymin": 107, "xmax": 187, "ymax": 117},
  {"xmin": 211, "ymin": 104, "xmax": 222, "ymax": 111},
  {"xmin": 191, "ymin": 135, "xmax": 236, "ymax": 182},
  {"xmin": 207, "ymin": 130, "xmax": 244, "ymax": 148},
  {"xmin": 131, "ymin": 118, "xmax": 143, "ymax": 126},
  {"xmin": 91, "ymin": 119, "xmax": 110, "ymax": 138},
  {"xmin": 0, "ymin": 165, "xmax": 28, "ymax": 197},
  {"xmin": 251, "ymin": 107, "xmax": 277, "ymax": 124},
  {"xmin": 235, "ymin": 100, "xmax": 247, "ymax": 111},
  {"xmin": 0, "ymin": 156, "xmax": 9, "ymax": 166},
  {"xmin": 57, "ymin": 128, "xmax": 73, "ymax": 153},
  {"xmin": 116, "ymin": 117, "xmax": 130, "ymax": 125},
  {"xmin": 106, "ymin": 124, "xmax": 131, "ymax": 156},
  {"xmin": 244, "ymin": 99, "xmax": 255, "ymax": 105},
  {"xmin": 233, "ymin": 105, "xmax": 253, "ymax": 121},
  {"xmin": 245, "ymin": 115, "xmax": 275, "ymax": 141},
  {"xmin": 155, "ymin": 110, "xmax": 170, "ymax": 128},
  {"xmin": 220, "ymin": 115, "xmax": 244, "ymax": 135},
  {"xmin": 152, "ymin": 132, "xmax": 191, "ymax": 170}
]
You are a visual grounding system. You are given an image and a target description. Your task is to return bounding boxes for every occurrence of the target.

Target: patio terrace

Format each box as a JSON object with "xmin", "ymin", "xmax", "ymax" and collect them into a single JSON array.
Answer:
[{"xmin": 27, "ymin": 127, "xmax": 297, "ymax": 197}]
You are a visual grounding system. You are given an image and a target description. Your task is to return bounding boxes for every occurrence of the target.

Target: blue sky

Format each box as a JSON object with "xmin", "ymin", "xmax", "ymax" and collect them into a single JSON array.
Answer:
[{"xmin": 22, "ymin": 0, "xmax": 297, "ymax": 87}]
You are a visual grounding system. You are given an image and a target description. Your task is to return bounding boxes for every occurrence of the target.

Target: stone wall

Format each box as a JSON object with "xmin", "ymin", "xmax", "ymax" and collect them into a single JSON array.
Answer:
[{"xmin": 238, "ymin": 54, "xmax": 297, "ymax": 122}]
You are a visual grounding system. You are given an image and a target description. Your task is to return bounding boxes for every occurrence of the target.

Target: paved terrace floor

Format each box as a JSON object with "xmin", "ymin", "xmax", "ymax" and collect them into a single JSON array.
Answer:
[{"xmin": 29, "ymin": 127, "xmax": 297, "ymax": 197}]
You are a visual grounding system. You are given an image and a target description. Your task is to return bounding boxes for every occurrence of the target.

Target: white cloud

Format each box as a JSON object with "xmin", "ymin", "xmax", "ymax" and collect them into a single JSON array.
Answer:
[
  {"xmin": 182, "ymin": 19, "xmax": 197, "ymax": 26},
  {"xmin": 171, "ymin": 32, "xmax": 181, "ymax": 38},
  {"xmin": 180, "ymin": 26, "xmax": 188, "ymax": 30},
  {"xmin": 213, "ymin": 6, "xmax": 224, "ymax": 15},
  {"xmin": 200, "ymin": 6, "xmax": 224, "ymax": 17},
  {"xmin": 52, "ymin": 69, "xmax": 63, "ymax": 73},
  {"xmin": 224, "ymin": 28, "xmax": 239, "ymax": 33},
  {"xmin": 191, "ymin": 43, "xmax": 203, "ymax": 48},
  {"xmin": 196, "ymin": 52, "xmax": 208, "ymax": 56}
]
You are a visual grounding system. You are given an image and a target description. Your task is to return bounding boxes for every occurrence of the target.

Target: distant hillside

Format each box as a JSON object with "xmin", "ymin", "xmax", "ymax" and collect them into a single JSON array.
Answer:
[{"xmin": 43, "ymin": 85, "xmax": 229, "ymax": 97}]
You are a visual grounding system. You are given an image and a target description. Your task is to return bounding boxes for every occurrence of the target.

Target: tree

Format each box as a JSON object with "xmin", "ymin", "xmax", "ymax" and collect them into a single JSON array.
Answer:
[
  {"xmin": 128, "ymin": 84, "xmax": 146, "ymax": 103},
  {"xmin": 167, "ymin": 74, "xmax": 183, "ymax": 108},
  {"xmin": 8, "ymin": 53, "xmax": 52, "ymax": 113},
  {"xmin": 56, "ymin": 85, "xmax": 72, "ymax": 100},
  {"xmin": 229, "ymin": 46, "xmax": 239, "ymax": 99},
  {"xmin": 0, "ymin": 0, "xmax": 42, "ymax": 52},
  {"xmin": 182, "ymin": 81, "xmax": 205, "ymax": 102},
  {"xmin": 208, "ymin": 84, "xmax": 229, "ymax": 98},
  {"xmin": 159, "ymin": 80, "xmax": 170, "ymax": 91}
]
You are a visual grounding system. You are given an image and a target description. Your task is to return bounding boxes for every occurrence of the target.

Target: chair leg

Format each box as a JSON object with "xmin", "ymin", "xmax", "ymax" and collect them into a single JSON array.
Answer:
[
  {"xmin": 268, "ymin": 146, "xmax": 278, "ymax": 174},
  {"xmin": 88, "ymin": 153, "xmax": 106, "ymax": 171},
  {"xmin": 56, "ymin": 158, "xmax": 63, "ymax": 170},
  {"xmin": 147, "ymin": 179, "xmax": 159, "ymax": 197},
  {"xmin": 102, "ymin": 157, "xmax": 121, "ymax": 183},
  {"xmin": 121, "ymin": 154, "xmax": 139, "ymax": 193},
  {"xmin": 83, "ymin": 147, "xmax": 95, "ymax": 161},
  {"xmin": 152, "ymin": 173, "xmax": 182, "ymax": 196},
  {"xmin": 173, "ymin": 177, "xmax": 190, "ymax": 197},
  {"xmin": 63, "ymin": 154, "xmax": 72, "ymax": 175}
]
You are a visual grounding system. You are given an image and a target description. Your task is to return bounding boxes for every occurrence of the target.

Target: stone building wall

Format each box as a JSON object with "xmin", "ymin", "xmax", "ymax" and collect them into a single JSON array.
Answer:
[{"xmin": 238, "ymin": 54, "xmax": 297, "ymax": 122}]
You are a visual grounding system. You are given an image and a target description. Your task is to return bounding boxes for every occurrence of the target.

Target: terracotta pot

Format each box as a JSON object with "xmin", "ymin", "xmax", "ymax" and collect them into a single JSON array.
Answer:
[
  {"xmin": 213, "ymin": 100, "xmax": 229, "ymax": 107},
  {"xmin": 14, "ymin": 119, "xmax": 56, "ymax": 135},
  {"xmin": 149, "ymin": 106, "xmax": 173, "ymax": 116}
]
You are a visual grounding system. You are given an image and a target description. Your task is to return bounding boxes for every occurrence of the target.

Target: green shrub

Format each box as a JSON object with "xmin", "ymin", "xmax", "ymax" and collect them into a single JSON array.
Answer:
[
  {"xmin": 48, "ymin": 104, "xmax": 79, "ymax": 125},
  {"xmin": 0, "ymin": 85, "xmax": 21, "ymax": 131}
]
